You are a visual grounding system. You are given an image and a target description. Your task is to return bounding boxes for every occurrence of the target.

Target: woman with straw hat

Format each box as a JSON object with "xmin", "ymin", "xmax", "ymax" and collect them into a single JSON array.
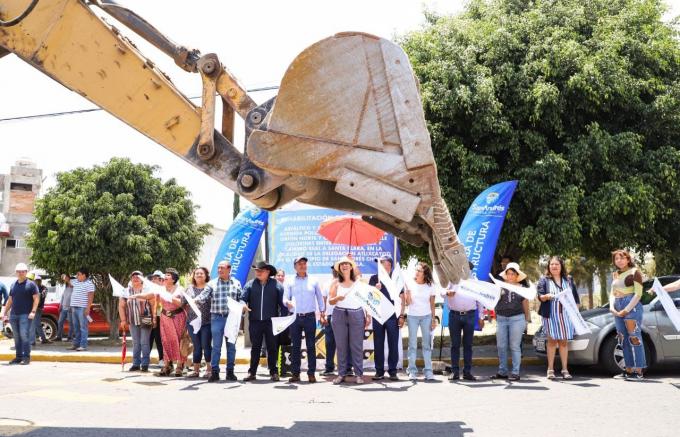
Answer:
[{"xmin": 328, "ymin": 256, "xmax": 371, "ymax": 384}]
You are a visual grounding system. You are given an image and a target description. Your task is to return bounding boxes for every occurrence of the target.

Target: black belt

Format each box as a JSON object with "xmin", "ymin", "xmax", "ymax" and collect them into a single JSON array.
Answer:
[
  {"xmin": 450, "ymin": 309, "xmax": 475, "ymax": 315},
  {"xmin": 296, "ymin": 312, "xmax": 314, "ymax": 317}
]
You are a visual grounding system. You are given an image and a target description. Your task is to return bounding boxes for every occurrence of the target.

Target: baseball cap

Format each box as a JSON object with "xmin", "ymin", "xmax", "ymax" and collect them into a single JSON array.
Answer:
[
  {"xmin": 152, "ymin": 270, "xmax": 164, "ymax": 278},
  {"xmin": 293, "ymin": 257, "xmax": 308, "ymax": 265},
  {"xmin": 15, "ymin": 262, "xmax": 28, "ymax": 272},
  {"xmin": 131, "ymin": 270, "xmax": 144, "ymax": 277}
]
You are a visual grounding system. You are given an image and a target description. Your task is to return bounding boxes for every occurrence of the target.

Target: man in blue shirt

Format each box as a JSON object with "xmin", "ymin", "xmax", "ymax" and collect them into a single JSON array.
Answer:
[
  {"xmin": 284, "ymin": 257, "xmax": 325, "ymax": 383},
  {"xmin": 2, "ymin": 263, "xmax": 39, "ymax": 365}
]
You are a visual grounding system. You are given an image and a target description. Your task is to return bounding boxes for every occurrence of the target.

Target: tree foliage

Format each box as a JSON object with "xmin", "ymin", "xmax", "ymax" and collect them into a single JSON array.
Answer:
[
  {"xmin": 399, "ymin": 0, "xmax": 680, "ymax": 273},
  {"xmin": 28, "ymin": 158, "xmax": 210, "ymax": 337}
]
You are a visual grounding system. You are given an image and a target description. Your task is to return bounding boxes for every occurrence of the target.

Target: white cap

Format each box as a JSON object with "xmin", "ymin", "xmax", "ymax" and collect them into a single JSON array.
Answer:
[{"xmin": 15, "ymin": 262, "xmax": 29, "ymax": 272}]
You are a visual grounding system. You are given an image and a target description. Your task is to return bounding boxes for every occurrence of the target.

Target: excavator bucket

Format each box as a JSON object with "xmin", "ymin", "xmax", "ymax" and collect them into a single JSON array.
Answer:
[{"xmin": 247, "ymin": 32, "xmax": 470, "ymax": 284}]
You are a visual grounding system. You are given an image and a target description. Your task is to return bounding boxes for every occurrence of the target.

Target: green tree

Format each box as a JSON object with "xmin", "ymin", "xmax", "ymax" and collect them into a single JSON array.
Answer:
[
  {"xmin": 399, "ymin": 0, "xmax": 680, "ymax": 277},
  {"xmin": 28, "ymin": 158, "xmax": 210, "ymax": 338}
]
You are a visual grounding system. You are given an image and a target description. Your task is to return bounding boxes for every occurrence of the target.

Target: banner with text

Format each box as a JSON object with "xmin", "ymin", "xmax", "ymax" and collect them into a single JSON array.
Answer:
[
  {"xmin": 211, "ymin": 207, "xmax": 268, "ymax": 286},
  {"xmin": 268, "ymin": 206, "xmax": 398, "ymax": 274}
]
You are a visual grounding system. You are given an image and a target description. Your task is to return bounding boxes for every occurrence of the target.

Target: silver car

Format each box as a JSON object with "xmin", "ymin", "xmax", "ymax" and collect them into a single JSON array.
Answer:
[{"xmin": 533, "ymin": 275, "xmax": 680, "ymax": 374}]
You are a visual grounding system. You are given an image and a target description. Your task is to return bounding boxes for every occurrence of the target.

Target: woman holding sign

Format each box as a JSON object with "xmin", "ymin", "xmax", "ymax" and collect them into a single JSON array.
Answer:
[
  {"xmin": 329, "ymin": 256, "xmax": 371, "ymax": 384},
  {"xmin": 609, "ymin": 250, "xmax": 646, "ymax": 381},
  {"xmin": 402, "ymin": 262, "xmax": 437, "ymax": 381},
  {"xmin": 118, "ymin": 271, "xmax": 154, "ymax": 372},
  {"xmin": 537, "ymin": 256, "xmax": 579, "ymax": 380},
  {"xmin": 182, "ymin": 267, "xmax": 213, "ymax": 378}
]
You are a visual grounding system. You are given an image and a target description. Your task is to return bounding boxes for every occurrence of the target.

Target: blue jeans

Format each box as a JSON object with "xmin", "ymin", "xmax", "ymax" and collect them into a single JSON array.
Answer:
[
  {"xmin": 210, "ymin": 314, "xmax": 237, "ymax": 373},
  {"xmin": 290, "ymin": 313, "xmax": 317, "ymax": 375},
  {"xmin": 614, "ymin": 296, "xmax": 646, "ymax": 369},
  {"xmin": 57, "ymin": 308, "xmax": 73, "ymax": 340},
  {"xmin": 71, "ymin": 307, "xmax": 89, "ymax": 348},
  {"xmin": 449, "ymin": 311, "xmax": 476, "ymax": 373},
  {"xmin": 407, "ymin": 314, "xmax": 432, "ymax": 377},
  {"xmin": 9, "ymin": 313, "xmax": 31, "ymax": 359},
  {"xmin": 129, "ymin": 323, "xmax": 151, "ymax": 367},
  {"xmin": 31, "ymin": 308, "xmax": 47, "ymax": 343},
  {"xmin": 496, "ymin": 314, "xmax": 526, "ymax": 376},
  {"xmin": 188, "ymin": 322, "xmax": 212, "ymax": 365},
  {"xmin": 373, "ymin": 315, "xmax": 399, "ymax": 375}
]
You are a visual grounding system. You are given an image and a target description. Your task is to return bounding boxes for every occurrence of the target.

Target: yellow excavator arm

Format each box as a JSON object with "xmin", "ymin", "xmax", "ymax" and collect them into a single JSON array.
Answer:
[{"xmin": 0, "ymin": 0, "xmax": 470, "ymax": 284}]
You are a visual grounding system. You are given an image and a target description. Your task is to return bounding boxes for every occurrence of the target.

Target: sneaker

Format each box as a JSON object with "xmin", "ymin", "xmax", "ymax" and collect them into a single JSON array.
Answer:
[
  {"xmin": 321, "ymin": 369, "xmax": 335, "ymax": 377},
  {"xmin": 372, "ymin": 374, "xmax": 385, "ymax": 381},
  {"xmin": 8, "ymin": 358, "xmax": 22, "ymax": 365},
  {"xmin": 128, "ymin": 365, "xmax": 141, "ymax": 372},
  {"xmin": 425, "ymin": 374, "xmax": 436, "ymax": 381},
  {"xmin": 613, "ymin": 372, "xmax": 631, "ymax": 380},
  {"xmin": 508, "ymin": 374, "xmax": 520, "ymax": 381},
  {"xmin": 448, "ymin": 371, "xmax": 460, "ymax": 381},
  {"xmin": 625, "ymin": 372, "xmax": 644, "ymax": 382},
  {"xmin": 141, "ymin": 366, "xmax": 149, "ymax": 373},
  {"xmin": 408, "ymin": 372, "xmax": 417, "ymax": 381},
  {"xmin": 226, "ymin": 371, "xmax": 237, "ymax": 381},
  {"xmin": 20, "ymin": 358, "xmax": 30, "ymax": 365},
  {"xmin": 76, "ymin": 347, "xmax": 86, "ymax": 351},
  {"xmin": 208, "ymin": 372, "xmax": 220, "ymax": 383}
]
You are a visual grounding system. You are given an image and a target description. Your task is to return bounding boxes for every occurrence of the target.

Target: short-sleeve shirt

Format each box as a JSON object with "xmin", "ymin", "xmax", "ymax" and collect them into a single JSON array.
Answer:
[
  {"xmin": 9, "ymin": 279, "xmax": 39, "ymax": 315},
  {"xmin": 70, "ymin": 279, "xmax": 95, "ymax": 308},
  {"xmin": 183, "ymin": 285, "xmax": 212, "ymax": 326},
  {"xmin": 407, "ymin": 282, "xmax": 435, "ymax": 317}
]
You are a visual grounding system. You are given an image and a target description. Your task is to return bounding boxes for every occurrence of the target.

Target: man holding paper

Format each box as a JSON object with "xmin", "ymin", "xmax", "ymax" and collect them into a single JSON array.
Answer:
[
  {"xmin": 443, "ymin": 280, "xmax": 485, "ymax": 381},
  {"xmin": 368, "ymin": 255, "xmax": 401, "ymax": 381},
  {"xmin": 285, "ymin": 257, "xmax": 325, "ymax": 383}
]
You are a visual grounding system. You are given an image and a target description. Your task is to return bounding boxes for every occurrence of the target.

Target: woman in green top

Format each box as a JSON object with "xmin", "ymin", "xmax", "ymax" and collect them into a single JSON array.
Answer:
[{"xmin": 610, "ymin": 249, "xmax": 646, "ymax": 381}]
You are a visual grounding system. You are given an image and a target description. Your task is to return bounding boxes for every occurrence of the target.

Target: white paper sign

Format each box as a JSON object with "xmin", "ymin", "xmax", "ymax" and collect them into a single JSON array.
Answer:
[
  {"xmin": 352, "ymin": 282, "xmax": 396, "ymax": 325},
  {"xmin": 558, "ymin": 291, "xmax": 590, "ymax": 336},
  {"xmin": 455, "ymin": 278, "xmax": 501, "ymax": 309},
  {"xmin": 225, "ymin": 297, "xmax": 246, "ymax": 343},
  {"xmin": 271, "ymin": 313, "xmax": 296, "ymax": 335},
  {"xmin": 110, "ymin": 275, "xmax": 129, "ymax": 298},
  {"xmin": 489, "ymin": 275, "xmax": 537, "ymax": 301},
  {"xmin": 180, "ymin": 290, "xmax": 202, "ymax": 334},
  {"xmin": 378, "ymin": 262, "xmax": 399, "ymax": 301},
  {"xmin": 652, "ymin": 279, "xmax": 680, "ymax": 332}
]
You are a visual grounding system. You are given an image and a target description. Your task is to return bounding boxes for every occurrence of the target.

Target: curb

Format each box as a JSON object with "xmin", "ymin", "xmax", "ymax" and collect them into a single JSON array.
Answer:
[{"xmin": 0, "ymin": 353, "xmax": 543, "ymax": 367}]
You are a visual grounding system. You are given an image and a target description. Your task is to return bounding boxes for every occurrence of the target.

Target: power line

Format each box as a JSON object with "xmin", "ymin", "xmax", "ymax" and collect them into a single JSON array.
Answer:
[{"xmin": 0, "ymin": 85, "xmax": 279, "ymax": 123}]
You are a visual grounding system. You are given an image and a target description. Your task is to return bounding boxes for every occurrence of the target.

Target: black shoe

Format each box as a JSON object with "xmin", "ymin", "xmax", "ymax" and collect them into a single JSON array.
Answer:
[
  {"xmin": 271, "ymin": 373, "xmax": 280, "ymax": 382},
  {"xmin": 208, "ymin": 372, "xmax": 220, "ymax": 383},
  {"xmin": 8, "ymin": 358, "xmax": 22, "ymax": 365},
  {"xmin": 490, "ymin": 373, "xmax": 508, "ymax": 380},
  {"xmin": 462, "ymin": 373, "xmax": 476, "ymax": 381},
  {"xmin": 321, "ymin": 370, "xmax": 335, "ymax": 376},
  {"xmin": 448, "ymin": 372, "xmax": 460, "ymax": 381},
  {"xmin": 20, "ymin": 358, "xmax": 30, "ymax": 365},
  {"xmin": 372, "ymin": 373, "xmax": 385, "ymax": 381},
  {"xmin": 226, "ymin": 371, "xmax": 237, "ymax": 381},
  {"xmin": 141, "ymin": 366, "xmax": 149, "ymax": 373},
  {"xmin": 389, "ymin": 373, "xmax": 399, "ymax": 381},
  {"xmin": 508, "ymin": 374, "xmax": 520, "ymax": 381},
  {"xmin": 128, "ymin": 365, "xmax": 141, "ymax": 372}
]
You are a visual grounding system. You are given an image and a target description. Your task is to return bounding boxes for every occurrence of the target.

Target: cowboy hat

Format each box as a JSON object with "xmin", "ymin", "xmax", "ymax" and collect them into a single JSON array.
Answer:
[
  {"xmin": 333, "ymin": 256, "xmax": 357, "ymax": 272},
  {"xmin": 500, "ymin": 262, "xmax": 527, "ymax": 282},
  {"xmin": 252, "ymin": 261, "xmax": 277, "ymax": 277}
]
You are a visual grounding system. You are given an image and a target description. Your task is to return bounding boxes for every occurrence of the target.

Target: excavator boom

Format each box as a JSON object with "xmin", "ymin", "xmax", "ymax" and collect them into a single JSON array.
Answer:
[{"xmin": 0, "ymin": 0, "xmax": 470, "ymax": 284}]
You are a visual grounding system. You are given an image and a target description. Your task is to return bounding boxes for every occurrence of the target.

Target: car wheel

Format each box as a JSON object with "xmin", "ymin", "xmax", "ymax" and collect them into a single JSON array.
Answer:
[
  {"xmin": 600, "ymin": 333, "xmax": 653, "ymax": 375},
  {"xmin": 42, "ymin": 317, "xmax": 57, "ymax": 341}
]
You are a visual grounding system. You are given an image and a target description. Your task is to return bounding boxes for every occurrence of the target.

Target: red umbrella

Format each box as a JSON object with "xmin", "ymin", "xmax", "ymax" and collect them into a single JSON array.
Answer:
[
  {"xmin": 121, "ymin": 330, "xmax": 127, "ymax": 371},
  {"xmin": 318, "ymin": 215, "xmax": 385, "ymax": 253}
]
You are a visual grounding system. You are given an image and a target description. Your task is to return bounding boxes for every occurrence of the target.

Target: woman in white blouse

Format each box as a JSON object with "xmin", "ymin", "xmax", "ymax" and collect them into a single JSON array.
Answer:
[{"xmin": 401, "ymin": 261, "xmax": 437, "ymax": 381}]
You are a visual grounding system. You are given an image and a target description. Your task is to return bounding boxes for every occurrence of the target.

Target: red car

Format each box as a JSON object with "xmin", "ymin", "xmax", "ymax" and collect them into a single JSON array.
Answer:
[{"xmin": 3, "ymin": 302, "xmax": 113, "ymax": 340}]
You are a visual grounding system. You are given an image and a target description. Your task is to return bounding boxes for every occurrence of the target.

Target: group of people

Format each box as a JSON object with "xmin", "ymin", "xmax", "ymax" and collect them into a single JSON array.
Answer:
[{"xmin": 3, "ymin": 248, "xmax": 675, "ymax": 383}]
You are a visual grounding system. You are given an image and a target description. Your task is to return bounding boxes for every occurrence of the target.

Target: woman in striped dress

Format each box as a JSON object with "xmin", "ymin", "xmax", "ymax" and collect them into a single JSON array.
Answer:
[{"xmin": 537, "ymin": 256, "xmax": 580, "ymax": 380}]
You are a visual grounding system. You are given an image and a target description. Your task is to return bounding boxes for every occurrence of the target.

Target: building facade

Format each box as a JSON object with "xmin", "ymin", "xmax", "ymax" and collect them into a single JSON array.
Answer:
[{"xmin": 0, "ymin": 159, "xmax": 42, "ymax": 276}]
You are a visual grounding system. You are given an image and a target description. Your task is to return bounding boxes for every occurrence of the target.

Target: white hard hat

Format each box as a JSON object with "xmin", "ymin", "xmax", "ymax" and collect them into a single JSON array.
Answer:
[{"xmin": 15, "ymin": 262, "xmax": 29, "ymax": 272}]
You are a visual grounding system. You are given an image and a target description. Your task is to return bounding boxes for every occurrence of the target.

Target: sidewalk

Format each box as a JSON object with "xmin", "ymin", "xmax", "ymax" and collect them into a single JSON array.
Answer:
[{"xmin": 0, "ymin": 336, "xmax": 542, "ymax": 367}]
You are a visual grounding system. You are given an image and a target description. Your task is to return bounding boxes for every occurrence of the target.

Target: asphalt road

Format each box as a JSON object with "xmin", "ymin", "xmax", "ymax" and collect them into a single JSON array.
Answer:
[{"xmin": 1, "ymin": 363, "xmax": 678, "ymax": 436}]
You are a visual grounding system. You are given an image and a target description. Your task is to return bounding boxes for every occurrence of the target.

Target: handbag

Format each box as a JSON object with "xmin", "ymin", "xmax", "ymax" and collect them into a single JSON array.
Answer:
[
  {"xmin": 179, "ymin": 328, "xmax": 193, "ymax": 358},
  {"xmin": 140, "ymin": 304, "xmax": 153, "ymax": 327}
]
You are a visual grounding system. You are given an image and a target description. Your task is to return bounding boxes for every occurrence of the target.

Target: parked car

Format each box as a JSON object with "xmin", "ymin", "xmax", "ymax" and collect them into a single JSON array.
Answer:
[
  {"xmin": 3, "ymin": 302, "xmax": 113, "ymax": 340},
  {"xmin": 533, "ymin": 275, "xmax": 680, "ymax": 374}
]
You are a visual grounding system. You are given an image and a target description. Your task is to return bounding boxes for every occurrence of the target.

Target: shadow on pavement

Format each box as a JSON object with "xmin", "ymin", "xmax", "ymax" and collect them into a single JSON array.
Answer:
[{"xmin": 0, "ymin": 421, "xmax": 473, "ymax": 436}]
